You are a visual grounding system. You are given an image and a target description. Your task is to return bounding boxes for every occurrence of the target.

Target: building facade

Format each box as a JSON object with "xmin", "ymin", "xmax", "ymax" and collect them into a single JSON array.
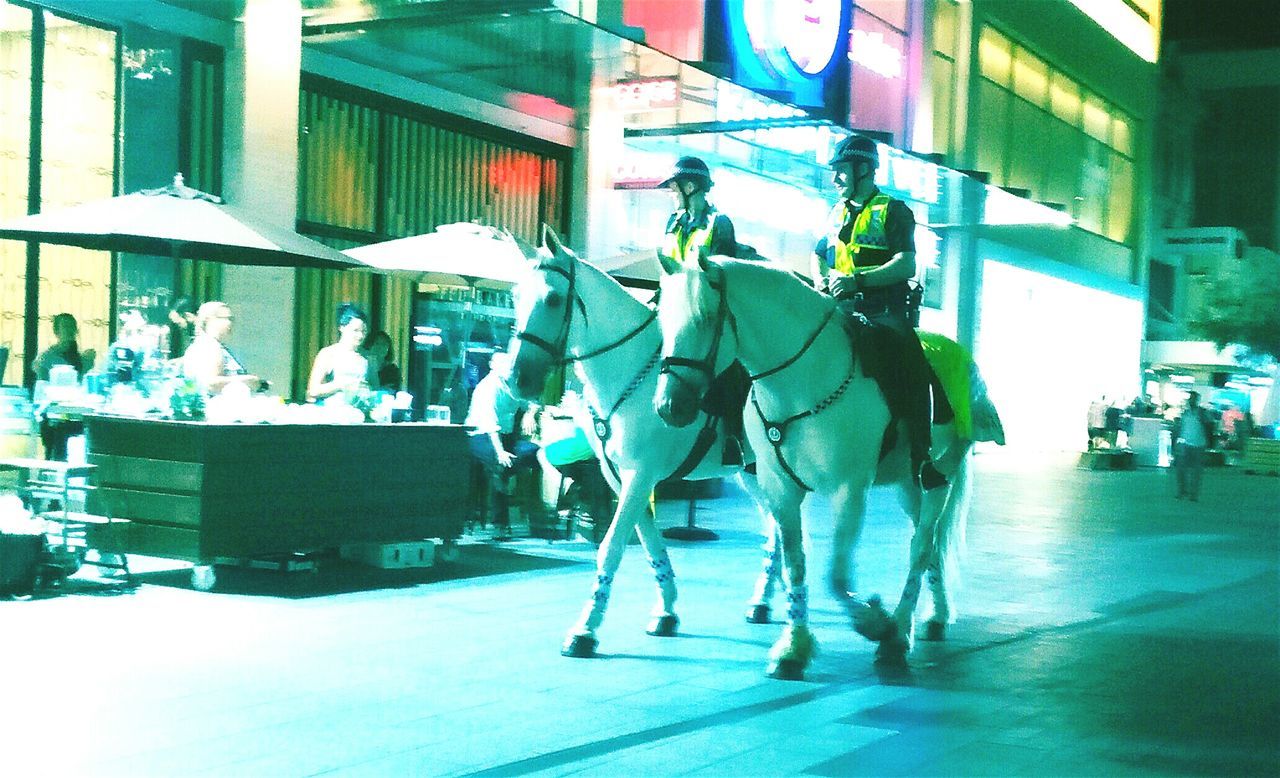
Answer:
[{"xmin": 1, "ymin": 0, "xmax": 1165, "ymax": 450}]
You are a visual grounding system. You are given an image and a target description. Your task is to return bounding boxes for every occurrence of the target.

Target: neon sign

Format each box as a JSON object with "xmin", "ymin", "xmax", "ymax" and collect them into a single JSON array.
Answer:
[
  {"xmin": 742, "ymin": 0, "xmax": 844, "ymax": 78},
  {"xmin": 849, "ymin": 29, "xmax": 903, "ymax": 78},
  {"xmin": 611, "ymin": 78, "xmax": 679, "ymax": 112}
]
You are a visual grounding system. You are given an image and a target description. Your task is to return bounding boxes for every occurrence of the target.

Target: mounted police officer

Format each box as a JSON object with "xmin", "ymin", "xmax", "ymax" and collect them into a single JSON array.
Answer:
[
  {"xmin": 812, "ymin": 134, "xmax": 947, "ymax": 490},
  {"xmin": 656, "ymin": 155, "xmax": 749, "ymax": 466},
  {"xmin": 657, "ymin": 156, "xmax": 738, "ymax": 272}
]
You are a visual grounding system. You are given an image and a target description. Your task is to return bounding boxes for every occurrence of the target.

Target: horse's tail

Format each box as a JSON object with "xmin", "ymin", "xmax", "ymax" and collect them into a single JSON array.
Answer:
[
  {"xmin": 968, "ymin": 360, "xmax": 1005, "ymax": 445},
  {"xmin": 932, "ymin": 444, "xmax": 972, "ymax": 623}
]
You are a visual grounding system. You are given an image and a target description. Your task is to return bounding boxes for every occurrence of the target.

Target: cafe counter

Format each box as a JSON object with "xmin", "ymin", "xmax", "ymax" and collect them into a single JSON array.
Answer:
[{"xmin": 85, "ymin": 415, "xmax": 469, "ymax": 576}]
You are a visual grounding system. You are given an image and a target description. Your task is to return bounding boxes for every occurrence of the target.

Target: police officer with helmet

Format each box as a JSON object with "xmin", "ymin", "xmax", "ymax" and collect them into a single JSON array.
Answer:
[
  {"xmin": 657, "ymin": 156, "xmax": 738, "ymax": 273},
  {"xmin": 813, "ymin": 134, "xmax": 947, "ymax": 490},
  {"xmin": 655, "ymin": 155, "xmax": 750, "ymax": 465}
]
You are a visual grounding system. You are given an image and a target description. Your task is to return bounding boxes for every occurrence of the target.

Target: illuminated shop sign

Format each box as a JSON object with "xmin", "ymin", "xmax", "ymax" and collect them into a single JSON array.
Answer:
[
  {"xmin": 720, "ymin": 0, "xmax": 851, "ymax": 116},
  {"xmin": 611, "ymin": 77, "xmax": 679, "ymax": 112},
  {"xmin": 743, "ymin": 0, "xmax": 845, "ymax": 76},
  {"xmin": 849, "ymin": 28, "xmax": 903, "ymax": 78},
  {"xmin": 612, "ymin": 151, "xmax": 674, "ymax": 190}
]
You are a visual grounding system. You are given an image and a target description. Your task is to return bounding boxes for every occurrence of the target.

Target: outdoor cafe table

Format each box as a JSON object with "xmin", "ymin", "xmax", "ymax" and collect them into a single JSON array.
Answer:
[{"xmin": 84, "ymin": 414, "xmax": 468, "ymax": 587}]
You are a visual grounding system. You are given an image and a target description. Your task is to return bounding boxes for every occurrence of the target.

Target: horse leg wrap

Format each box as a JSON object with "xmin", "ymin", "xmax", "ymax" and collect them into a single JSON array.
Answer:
[
  {"xmin": 648, "ymin": 554, "xmax": 676, "ymax": 614},
  {"xmin": 579, "ymin": 572, "xmax": 614, "ymax": 633},
  {"xmin": 786, "ymin": 584, "xmax": 809, "ymax": 626},
  {"xmin": 749, "ymin": 543, "xmax": 782, "ymax": 606}
]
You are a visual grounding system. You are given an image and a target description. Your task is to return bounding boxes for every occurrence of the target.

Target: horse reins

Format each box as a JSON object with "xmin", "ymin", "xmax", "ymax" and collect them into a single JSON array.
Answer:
[
  {"xmin": 662, "ymin": 268, "xmax": 850, "ymax": 492},
  {"xmin": 516, "ymin": 259, "xmax": 657, "ymax": 367},
  {"xmin": 515, "ymin": 256, "xmax": 664, "ymax": 482},
  {"xmin": 657, "ymin": 273, "xmax": 734, "ymax": 392}
]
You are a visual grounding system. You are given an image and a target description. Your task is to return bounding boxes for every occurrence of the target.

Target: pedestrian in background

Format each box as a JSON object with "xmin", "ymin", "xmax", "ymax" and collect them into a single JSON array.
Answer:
[{"xmin": 1172, "ymin": 391, "xmax": 1214, "ymax": 501}]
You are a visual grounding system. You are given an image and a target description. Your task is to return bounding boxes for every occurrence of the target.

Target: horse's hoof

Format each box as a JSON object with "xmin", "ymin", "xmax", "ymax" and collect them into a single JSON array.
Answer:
[
  {"xmin": 874, "ymin": 635, "xmax": 910, "ymax": 665},
  {"xmin": 922, "ymin": 620, "xmax": 946, "ymax": 642},
  {"xmin": 766, "ymin": 659, "xmax": 806, "ymax": 681},
  {"xmin": 561, "ymin": 634, "xmax": 598, "ymax": 658},
  {"xmin": 852, "ymin": 597, "xmax": 896, "ymax": 642},
  {"xmin": 646, "ymin": 614, "xmax": 679, "ymax": 637},
  {"xmin": 745, "ymin": 604, "xmax": 771, "ymax": 624}
]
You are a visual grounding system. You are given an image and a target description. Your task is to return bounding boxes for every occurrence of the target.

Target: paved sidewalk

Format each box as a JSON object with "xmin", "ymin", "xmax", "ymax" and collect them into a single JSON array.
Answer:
[{"xmin": 2, "ymin": 449, "xmax": 1276, "ymax": 776}]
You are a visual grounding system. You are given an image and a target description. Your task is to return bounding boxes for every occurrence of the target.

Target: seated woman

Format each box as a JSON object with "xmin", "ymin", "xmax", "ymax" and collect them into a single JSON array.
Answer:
[
  {"xmin": 307, "ymin": 302, "xmax": 370, "ymax": 404},
  {"xmin": 181, "ymin": 301, "xmax": 266, "ymax": 394},
  {"xmin": 362, "ymin": 329, "xmax": 401, "ymax": 392}
]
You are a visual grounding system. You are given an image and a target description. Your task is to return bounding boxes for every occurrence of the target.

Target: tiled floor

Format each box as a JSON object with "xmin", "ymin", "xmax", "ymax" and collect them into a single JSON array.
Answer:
[{"xmin": 2, "ymin": 448, "xmax": 1276, "ymax": 776}]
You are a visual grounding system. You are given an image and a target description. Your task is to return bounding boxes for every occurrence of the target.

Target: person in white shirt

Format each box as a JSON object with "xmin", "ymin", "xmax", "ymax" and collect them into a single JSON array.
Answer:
[
  {"xmin": 181, "ymin": 301, "xmax": 266, "ymax": 394},
  {"xmin": 465, "ymin": 350, "xmax": 540, "ymax": 534}
]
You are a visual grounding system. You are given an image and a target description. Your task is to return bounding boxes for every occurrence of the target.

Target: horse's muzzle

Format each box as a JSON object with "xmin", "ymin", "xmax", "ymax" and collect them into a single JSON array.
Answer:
[
  {"xmin": 655, "ymin": 373, "xmax": 698, "ymax": 428},
  {"xmin": 510, "ymin": 360, "xmax": 547, "ymax": 401}
]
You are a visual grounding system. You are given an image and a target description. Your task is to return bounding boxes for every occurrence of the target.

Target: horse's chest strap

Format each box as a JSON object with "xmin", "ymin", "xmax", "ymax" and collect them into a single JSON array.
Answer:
[
  {"xmin": 749, "ymin": 360, "xmax": 858, "ymax": 492},
  {"xmin": 586, "ymin": 347, "xmax": 661, "ymax": 481}
]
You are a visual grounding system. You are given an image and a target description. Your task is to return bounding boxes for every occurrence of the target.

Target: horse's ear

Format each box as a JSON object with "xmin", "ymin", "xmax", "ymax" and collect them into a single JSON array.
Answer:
[{"xmin": 542, "ymin": 223, "xmax": 566, "ymax": 256}]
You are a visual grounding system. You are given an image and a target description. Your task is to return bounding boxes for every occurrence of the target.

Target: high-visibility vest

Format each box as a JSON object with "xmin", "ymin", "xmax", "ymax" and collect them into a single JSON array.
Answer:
[
  {"xmin": 825, "ymin": 194, "xmax": 893, "ymax": 276},
  {"xmin": 661, "ymin": 208, "xmax": 719, "ymax": 271}
]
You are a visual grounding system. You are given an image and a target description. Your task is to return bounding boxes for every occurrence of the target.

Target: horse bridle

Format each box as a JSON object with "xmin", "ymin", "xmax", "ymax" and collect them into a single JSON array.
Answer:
[
  {"xmin": 659, "ymin": 265, "xmax": 846, "ymax": 492},
  {"xmin": 515, "ymin": 256, "xmax": 656, "ymax": 367},
  {"xmin": 658, "ymin": 270, "xmax": 733, "ymax": 392}
]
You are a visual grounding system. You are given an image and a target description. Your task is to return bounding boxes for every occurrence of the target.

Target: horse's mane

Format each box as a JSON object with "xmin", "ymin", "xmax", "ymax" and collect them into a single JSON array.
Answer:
[{"xmin": 658, "ymin": 258, "xmax": 828, "ymax": 329}]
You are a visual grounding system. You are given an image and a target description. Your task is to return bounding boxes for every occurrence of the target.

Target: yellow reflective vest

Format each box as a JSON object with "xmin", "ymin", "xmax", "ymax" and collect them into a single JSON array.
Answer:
[
  {"xmin": 661, "ymin": 208, "xmax": 720, "ymax": 272},
  {"xmin": 825, "ymin": 194, "xmax": 893, "ymax": 276}
]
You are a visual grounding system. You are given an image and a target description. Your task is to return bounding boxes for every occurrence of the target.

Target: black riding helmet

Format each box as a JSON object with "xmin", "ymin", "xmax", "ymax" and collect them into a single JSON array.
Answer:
[
  {"xmin": 659, "ymin": 156, "xmax": 713, "ymax": 189},
  {"xmin": 828, "ymin": 135, "xmax": 879, "ymax": 169}
]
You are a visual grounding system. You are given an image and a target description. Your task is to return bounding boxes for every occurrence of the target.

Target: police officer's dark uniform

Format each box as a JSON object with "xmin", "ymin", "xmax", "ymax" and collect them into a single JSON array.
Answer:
[{"xmin": 814, "ymin": 135, "xmax": 946, "ymax": 489}]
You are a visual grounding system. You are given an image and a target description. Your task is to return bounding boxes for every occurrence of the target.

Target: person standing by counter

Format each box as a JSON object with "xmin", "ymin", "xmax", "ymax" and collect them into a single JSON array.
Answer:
[
  {"xmin": 33, "ymin": 312, "xmax": 94, "ymax": 460},
  {"xmin": 181, "ymin": 301, "xmax": 266, "ymax": 394},
  {"xmin": 307, "ymin": 303, "xmax": 370, "ymax": 404},
  {"xmin": 362, "ymin": 329, "xmax": 401, "ymax": 392}
]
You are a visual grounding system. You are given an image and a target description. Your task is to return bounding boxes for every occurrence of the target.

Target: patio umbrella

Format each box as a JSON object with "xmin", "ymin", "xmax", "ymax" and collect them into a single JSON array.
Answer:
[
  {"xmin": 343, "ymin": 222, "xmax": 530, "ymax": 286},
  {"xmin": 0, "ymin": 174, "xmax": 360, "ymax": 269}
]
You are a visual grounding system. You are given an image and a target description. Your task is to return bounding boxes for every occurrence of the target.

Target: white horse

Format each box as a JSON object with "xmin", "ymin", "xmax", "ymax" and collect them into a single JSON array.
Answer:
[
  {"xmin": 507, "ymin": 227, "xmax": 776, "ymax": 658},
  {"xmin": 655, "ymin": 258, "xmax": 1002, "ymax": 679}
]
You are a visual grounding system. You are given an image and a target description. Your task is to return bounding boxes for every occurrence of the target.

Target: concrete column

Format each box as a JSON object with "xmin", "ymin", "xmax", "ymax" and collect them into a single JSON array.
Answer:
[
  {"xmin": 219, "ymin": 0, "xmax": 301, "ymax": 392},
  {"xmin": 569, "ymin": 33, "xmax": 626, "ymax": 260}
]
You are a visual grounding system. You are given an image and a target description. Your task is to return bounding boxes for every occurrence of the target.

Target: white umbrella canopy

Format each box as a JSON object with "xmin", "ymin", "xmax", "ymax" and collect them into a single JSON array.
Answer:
[
  {"xmin": 0, "ymin": 175, "xmax": 360, "ymax": 269},
  {"xmin": 343, "ymin": 222, "xmax": 532, "ymax": 287}
]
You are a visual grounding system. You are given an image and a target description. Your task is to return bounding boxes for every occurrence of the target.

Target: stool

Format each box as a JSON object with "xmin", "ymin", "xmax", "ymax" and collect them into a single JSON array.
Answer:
[{"xmin": 0, "ymin": 457, "xmax": 132, "ymax": 582}]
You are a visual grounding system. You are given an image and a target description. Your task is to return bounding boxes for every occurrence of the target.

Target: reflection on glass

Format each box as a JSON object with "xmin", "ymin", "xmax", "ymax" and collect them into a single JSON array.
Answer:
[
  {"xmin": 36, "ymin": 12, "xmax": 117, "ymax": 376},
  {"xmin": 0, "ymin": 3, "xmax": 33, "ymax": 383}
]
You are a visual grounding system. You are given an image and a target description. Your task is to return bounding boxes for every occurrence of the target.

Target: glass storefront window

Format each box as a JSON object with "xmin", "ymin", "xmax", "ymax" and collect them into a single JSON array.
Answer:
[
  {"xmin": 1111, "ymin": 114, "xmax": 1132, "ymax": 155},
  {"xmin": 1082, "ymin": 94, "xmax": 1110, "ymax": 143},
  {"xmin": 933, "ymin": 0, "xmax": 958, "ymax": 59},
  {"xmin": 1107, "ymin": 153, "xmax": 1134, "ymax": 243},
  {"xmin": 0, "ymin": 2, "xmax": 32, "ymax": 384},
  {"xmin": 1048, "ymin": 71, "xmax": 1081, "ymax": 125},
  {"xmin": 931, "ymin": 54, "xmax": 954, "ymax": 157},
  {"xmin": 36, "ymin": 12, "xmax": 117, "ymax": 374},
  {"xmin": 976, "ymin": 79, "xmax": 1009, "ymax": 185},
  {"xmin": 978, "ymin": 26, "xmax": 1011, "ymax": 86},
  {"xmin": 1012, "ymin": 47, "xmax": 1048, "ymax": 108}
]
